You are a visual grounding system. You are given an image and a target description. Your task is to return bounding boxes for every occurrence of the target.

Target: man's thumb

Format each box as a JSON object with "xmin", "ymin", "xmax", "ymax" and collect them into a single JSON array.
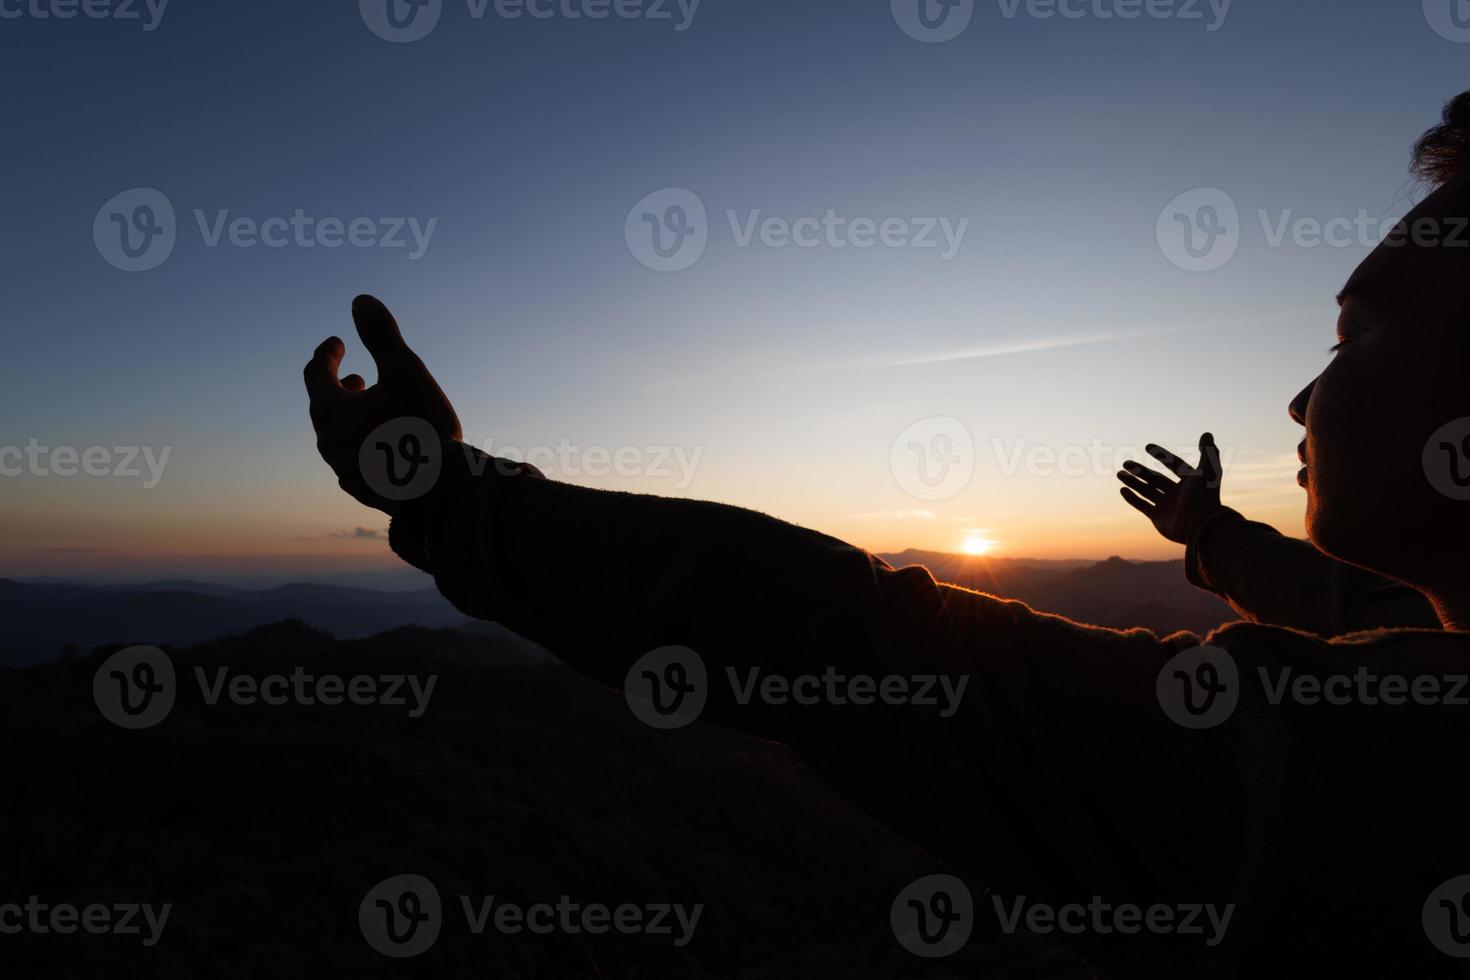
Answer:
[
  {"xmin": 351, "ymin": 294, "xmax": 414, "ymax": 369},
  {"xmin": 1200, "ymin": 432, "xmax": 1223, "ymax": 486}
]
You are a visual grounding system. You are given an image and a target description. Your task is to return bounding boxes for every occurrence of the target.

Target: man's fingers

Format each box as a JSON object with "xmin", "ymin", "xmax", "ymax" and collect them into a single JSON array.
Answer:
[
  {"xmin": 1119, "ymin": 487, "xmax": 1154, "ymax": 515},
  {"xmin": 351, "ymin": 294, "xmax": 414, "ymax": 372},
  {"xmin": 1200, "ymin": 432, "xmax": 1223, "ymax": 485},
  {"xmin": 341, "ymin": 373, "xmax": 367, "ymax": 393},
  {"xmin": 1121, "ymin": 460, "xmax": 1173, "ymax": 494},
  {"xmin": 1117, "ymin": 469, "xmax": 1164, "ymax": 499},
  {"xmin": 1145, "ymin": 443, "xmax": 1194, "ymax": 479},
  {"xmin": 303, "ymin": 336, "xmax": 346, "ymax": 399}
]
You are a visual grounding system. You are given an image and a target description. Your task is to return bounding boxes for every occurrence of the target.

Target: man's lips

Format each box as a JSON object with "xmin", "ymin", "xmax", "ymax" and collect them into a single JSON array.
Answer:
[{"xmin": 1297, "ymin": 441, "xmax": 1308, "ymax": 487}]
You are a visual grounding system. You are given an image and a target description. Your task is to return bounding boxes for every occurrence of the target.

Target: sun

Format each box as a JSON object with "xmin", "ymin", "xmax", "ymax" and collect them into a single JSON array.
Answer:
[{"xmin": 960, "ymin": 531, "xmax": 996, "ymax": 556}]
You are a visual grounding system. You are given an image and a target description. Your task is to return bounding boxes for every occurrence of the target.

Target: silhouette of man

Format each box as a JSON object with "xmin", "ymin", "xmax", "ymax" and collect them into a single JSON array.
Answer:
[
  {"xmin": 305, "ymin": 95, "xmax": 1470, "ymax": 975},
  {"xmin": 1117, "ymin": 432, "xmax": 1439, "ymax": 635}
]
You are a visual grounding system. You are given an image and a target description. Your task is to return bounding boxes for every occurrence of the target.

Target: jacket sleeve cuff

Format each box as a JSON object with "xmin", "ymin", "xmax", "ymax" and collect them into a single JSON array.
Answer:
[
  {"xmin": 1183, "ymin": 506, "xmax": 1246, "ymax": 593},
  {"xmin": 388, "ymin": 441, "xmax": 544, "ymax": 578}
]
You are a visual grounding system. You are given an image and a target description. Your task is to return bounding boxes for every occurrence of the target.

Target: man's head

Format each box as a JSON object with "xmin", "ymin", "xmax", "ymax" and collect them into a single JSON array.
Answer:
[{"xmin": 1292, "ymin": 93, "xmax": 1470, "ymax": 590}]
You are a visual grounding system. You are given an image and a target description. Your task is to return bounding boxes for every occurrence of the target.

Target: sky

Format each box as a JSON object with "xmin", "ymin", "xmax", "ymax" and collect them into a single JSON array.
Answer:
[{"xmin": 1, "ymin": 0, "xmax": 1467, "ymax": 581}]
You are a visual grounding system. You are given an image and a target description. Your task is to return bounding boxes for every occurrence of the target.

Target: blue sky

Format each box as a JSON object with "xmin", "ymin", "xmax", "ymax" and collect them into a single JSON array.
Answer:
[{"xmin": 1, "ymin": 0, "xmax": 1466, "ymax": 578}]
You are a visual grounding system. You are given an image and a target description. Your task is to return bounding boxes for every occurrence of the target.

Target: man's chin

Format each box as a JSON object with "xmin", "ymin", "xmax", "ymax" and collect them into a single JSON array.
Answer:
[
  {"xmin": 1305, "ymin": 497, "xmax": 1357, "ymax": 565},
  {"xmin": 1307, "ymin": 493, "xmax": 1418, "ymax": 583}
]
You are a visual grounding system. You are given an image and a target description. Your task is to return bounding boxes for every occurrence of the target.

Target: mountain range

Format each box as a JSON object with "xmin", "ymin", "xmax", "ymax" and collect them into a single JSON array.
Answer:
[{"xmin": 0, "ymin": 553, "xmax": 1234, "ymax": 666}]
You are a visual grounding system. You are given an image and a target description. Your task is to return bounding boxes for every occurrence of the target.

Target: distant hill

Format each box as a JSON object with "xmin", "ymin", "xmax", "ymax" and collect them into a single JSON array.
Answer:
[
  {"xmin": 879, "ymin": 552, "xmax": 1235, "ymax": 636},
  {"xmin": 0, "ymin": 578, "xmax": 479, "ymax": 666},
  {"xmin": 0, "ymin": 623, "xmax": 1088, "ymax": 979},
  {"xmin": 0, "ymin": 551, "xmax": 1235, "ymax": 666}
]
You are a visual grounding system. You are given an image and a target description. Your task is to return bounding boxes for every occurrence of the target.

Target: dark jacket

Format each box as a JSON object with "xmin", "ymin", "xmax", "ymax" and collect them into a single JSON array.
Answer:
[{"xmin": 389, "ymin": 444, "xmax": 1470, "ymax": 977}]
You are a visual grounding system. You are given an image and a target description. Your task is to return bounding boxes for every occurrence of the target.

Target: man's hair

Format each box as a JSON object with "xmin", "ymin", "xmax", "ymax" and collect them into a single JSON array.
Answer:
[{"xmin": 1413, "ymin": 92, "xmax": 1470, "ymax": 187}]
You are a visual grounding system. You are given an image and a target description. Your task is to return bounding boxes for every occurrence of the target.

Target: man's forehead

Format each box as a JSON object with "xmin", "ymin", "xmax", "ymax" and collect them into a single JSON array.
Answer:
[
  {"xmin": 1338, "ymin": 177, "xmax": 1470, "ymax": 307},
  {"xmin": 1339, "ymin": 249, "xmax": 1406, "ymax": 309}
]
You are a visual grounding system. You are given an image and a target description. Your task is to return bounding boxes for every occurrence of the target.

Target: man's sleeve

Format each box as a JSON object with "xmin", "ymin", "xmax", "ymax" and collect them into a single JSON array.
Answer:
[
  {"xmin": 1184, "ymin": 508, "xmax": 1439, "ymax": 635},
  {"xmin": 387, "ymin": 444, "xmax": 1249, "ymax": 936}
]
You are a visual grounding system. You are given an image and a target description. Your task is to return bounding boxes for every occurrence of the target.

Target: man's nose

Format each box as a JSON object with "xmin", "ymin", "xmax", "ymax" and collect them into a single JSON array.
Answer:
[{"xmin": 1288, "ymin": 378, "xmax": 1316, "ymax": 427}]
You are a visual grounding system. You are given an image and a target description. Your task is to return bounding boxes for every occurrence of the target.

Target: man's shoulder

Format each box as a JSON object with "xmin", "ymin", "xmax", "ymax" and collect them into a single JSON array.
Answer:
[{"xmin": 1204, "ymin": 619, "xmax": 1468, "ymax": 663}]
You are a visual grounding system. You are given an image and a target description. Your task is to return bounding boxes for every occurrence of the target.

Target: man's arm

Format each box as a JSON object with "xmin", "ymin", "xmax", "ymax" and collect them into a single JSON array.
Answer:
[
  {"xmin": 304, "ymin": 298, "xmax": 1248, "ymax": 973},
  {"xmin": 1185, "ymin": 508, "xmax": 1438, "ymax": 635},
  {"xmin": 1118, "ymin": 434, "xmax": 1437, "ymax": 636},
  {"xmin": 389, "ymin": 442, "xmax": 1246, "ymax": 921},
  {"xmin": 306, "ymin": 300, "xmax": 1467, "ymax": 975}
]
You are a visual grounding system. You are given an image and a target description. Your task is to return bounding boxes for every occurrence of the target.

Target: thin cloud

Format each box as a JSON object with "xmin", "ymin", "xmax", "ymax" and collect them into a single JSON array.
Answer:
[
  {"xmin": 841, "ymin": 309, "xmax": 1321, "ymax": 372},
  {"xmin": 330, "ymin": 527, "xmax": 385, "ymax": 540},
  {"xmin": 851, "ymin": 325, "xmax": 1196, "ymax": 370}
]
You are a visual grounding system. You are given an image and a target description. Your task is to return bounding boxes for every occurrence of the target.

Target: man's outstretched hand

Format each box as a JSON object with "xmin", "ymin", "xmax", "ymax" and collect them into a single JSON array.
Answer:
[
  {"xmin": 1117, "ymin": 433, "xmax": 1223, "ymax": 545},
  {"xmin": 304, "ymin": 295, "xmax": 462, "ymax": 514}
]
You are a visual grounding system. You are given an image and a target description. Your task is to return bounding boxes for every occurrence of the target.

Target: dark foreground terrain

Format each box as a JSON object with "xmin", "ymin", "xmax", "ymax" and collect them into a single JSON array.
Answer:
[{"xmin": 1, "ymin": 622, "xmax": 1090, "ymax": 979}]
